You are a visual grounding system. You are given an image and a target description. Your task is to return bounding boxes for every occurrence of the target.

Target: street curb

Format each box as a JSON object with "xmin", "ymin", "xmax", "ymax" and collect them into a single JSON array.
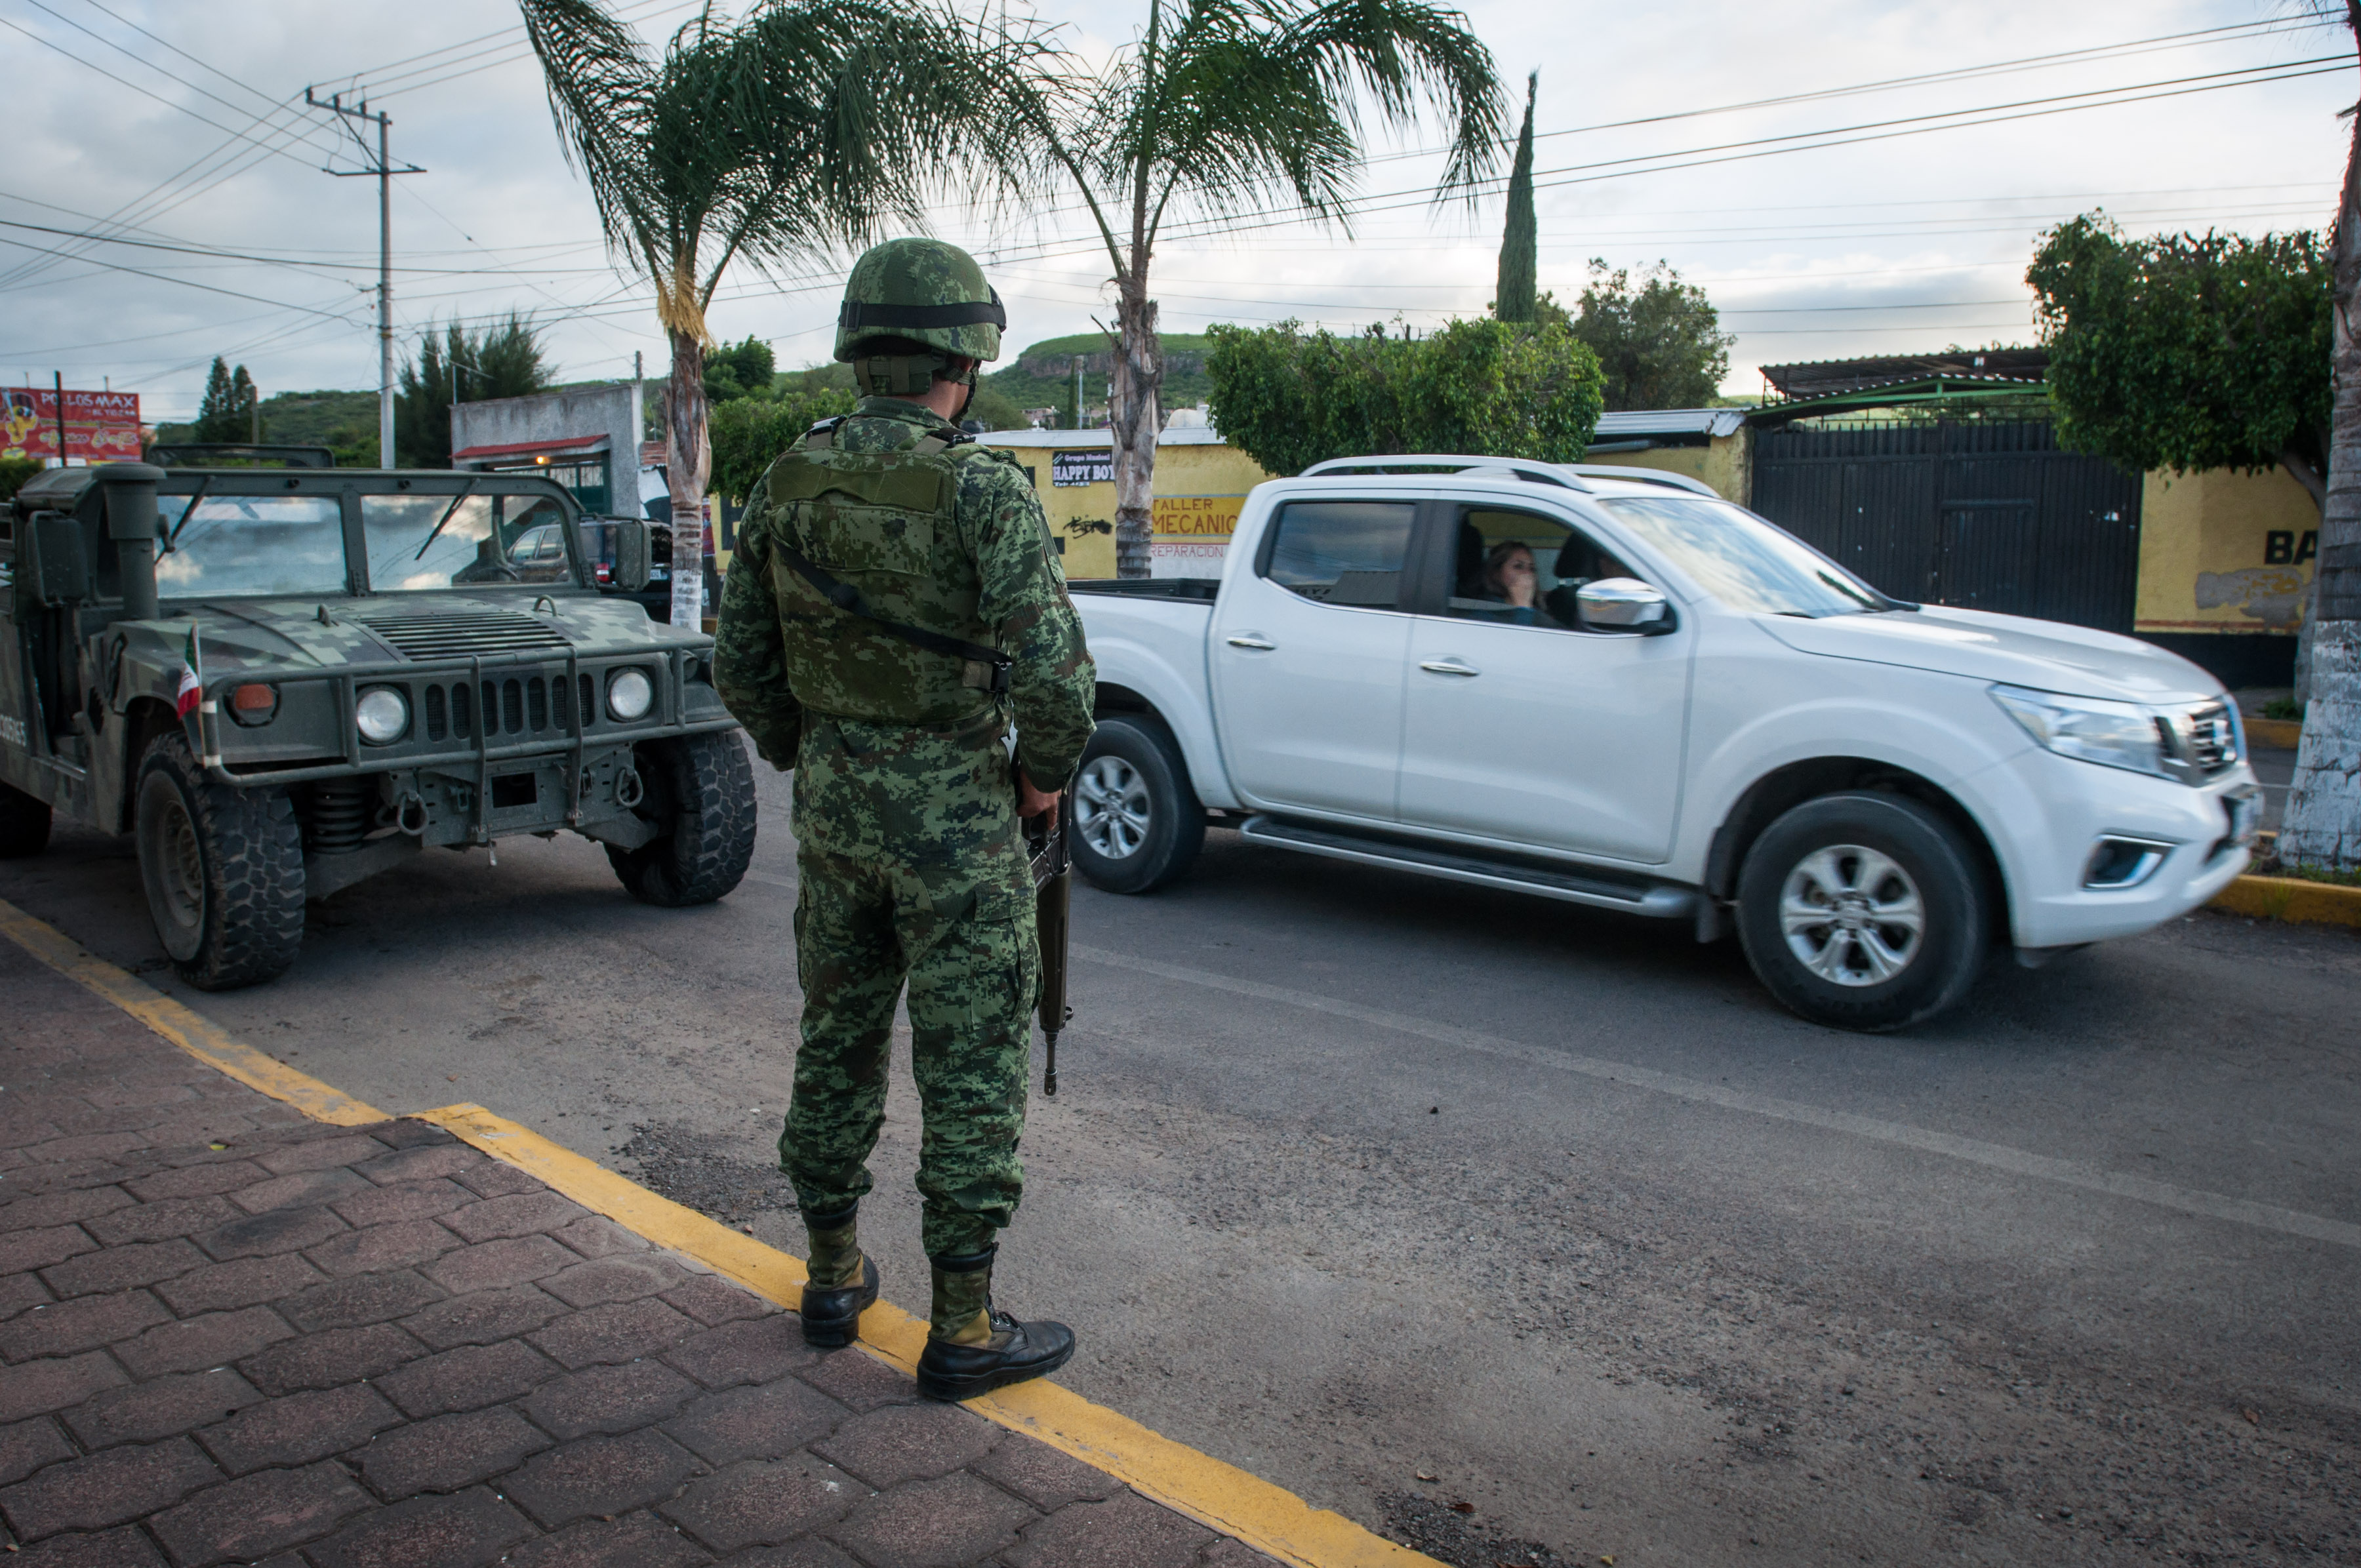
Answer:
[
  {"xmin": 2245, "ymin": 716, "xmax": 2303, "ymax": 750},
  {"xmin": 2210, "ymin": 873, "xmax": 2361, "ymax": 928},
  {"xmin": 0, "ymin": 897, "xmax": 1433, "ymax": 1568}
]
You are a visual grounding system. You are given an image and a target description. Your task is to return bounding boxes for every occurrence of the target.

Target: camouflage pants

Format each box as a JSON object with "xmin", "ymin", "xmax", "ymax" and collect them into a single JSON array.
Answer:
[{"xmin": 779, "ymin": 711, "xmax": 1038, "ymax": 1259}]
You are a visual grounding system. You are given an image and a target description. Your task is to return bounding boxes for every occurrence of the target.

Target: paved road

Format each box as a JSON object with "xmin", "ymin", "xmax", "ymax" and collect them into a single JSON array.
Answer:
[{"xmin": 5, "ymin": 750, "xmax": 2356, "ymax": 1567}]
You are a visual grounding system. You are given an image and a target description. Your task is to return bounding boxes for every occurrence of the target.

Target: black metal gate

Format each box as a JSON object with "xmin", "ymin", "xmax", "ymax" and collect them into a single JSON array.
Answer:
[{"xmin": 1749, "ymin": 421, "xmax": 2142, "ymax": 632}]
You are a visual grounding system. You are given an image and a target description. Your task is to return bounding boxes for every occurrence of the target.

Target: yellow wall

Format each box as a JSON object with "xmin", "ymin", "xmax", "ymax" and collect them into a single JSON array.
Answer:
[
  {"xmin": 1579, "ymin": 432, "xmax": 1752, "ymax": 506},
  {"xmin": 994, "ymin": 440, "xmax": 1276, "ymax": 580},
  {"xmin": 2135, "ymin": 466, "xmax": 2317, "ymax": 636}
]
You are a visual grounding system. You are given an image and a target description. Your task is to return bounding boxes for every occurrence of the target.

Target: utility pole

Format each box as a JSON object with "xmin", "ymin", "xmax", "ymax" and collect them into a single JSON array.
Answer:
[{"xmin": 306, "ymin": 89, "xmax": 422, "ymax": 468}]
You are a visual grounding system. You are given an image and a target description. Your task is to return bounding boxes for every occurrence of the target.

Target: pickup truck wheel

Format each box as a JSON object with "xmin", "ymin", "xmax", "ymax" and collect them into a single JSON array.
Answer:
[
  {"xmin": 0, "ymin": 781, "xmax": 50, "ymax": 858},
  {"xmin": 606, "ymin": 733, "xmax": 756, "ymax": 906},
  {"xmin": 133, "ymin": 733, "xmax": 305, "ymax": 991},
  {"xmin": 1071, "ymin": 716, "xmax": 1203, "ymax": 895},
  {"xmin": 1735, "ymin": 792, "xmax": 1987, "ymax": 1032}
]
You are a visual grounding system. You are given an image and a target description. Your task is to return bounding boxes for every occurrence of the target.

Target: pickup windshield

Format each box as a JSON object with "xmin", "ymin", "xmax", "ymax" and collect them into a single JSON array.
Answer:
[{"xmin": 1593, "ymin": 496, "xmax": 1884, "ymax": 618}]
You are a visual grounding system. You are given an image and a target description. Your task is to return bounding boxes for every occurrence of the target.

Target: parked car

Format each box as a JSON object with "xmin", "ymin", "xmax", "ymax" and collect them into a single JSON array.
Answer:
[
  {"xmin": 0, "ymin": 460, "xmax": 754, "ymax": 990},
  {"xmin": 1066, "ymin": 456, "xmax": 2259, "ymax": 1031},
  {"xmin": 578, "ymin": 515, "xmax": 718, "ymax": 622}
]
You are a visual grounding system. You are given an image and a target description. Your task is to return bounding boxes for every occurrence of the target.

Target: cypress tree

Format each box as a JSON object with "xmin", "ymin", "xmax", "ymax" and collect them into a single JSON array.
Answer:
[
  {"xmin": 193, "ymin": 358, "xmax": 239, "ymax": 443},
  {"xmin": 1495, "ymin": 72, "xmax": 1538, "ymax": 325}
]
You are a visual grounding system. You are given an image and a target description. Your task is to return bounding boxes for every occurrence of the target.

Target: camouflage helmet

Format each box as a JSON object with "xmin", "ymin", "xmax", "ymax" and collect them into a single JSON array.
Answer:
[{"xmin": 834, "ymin": 237, "xmax": 1006, "ymax": 365}]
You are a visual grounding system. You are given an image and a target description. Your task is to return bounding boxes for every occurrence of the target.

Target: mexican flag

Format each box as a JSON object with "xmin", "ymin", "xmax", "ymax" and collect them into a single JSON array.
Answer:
[{"xmin": 174, "ymin": 624, "xmax": 201, "ymax": 718}]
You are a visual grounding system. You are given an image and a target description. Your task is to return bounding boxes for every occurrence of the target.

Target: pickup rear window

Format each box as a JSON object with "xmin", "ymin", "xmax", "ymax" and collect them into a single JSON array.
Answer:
[{"xmin": 1262, "ymin": 501, "xmax": 1414, "ymax": 610}]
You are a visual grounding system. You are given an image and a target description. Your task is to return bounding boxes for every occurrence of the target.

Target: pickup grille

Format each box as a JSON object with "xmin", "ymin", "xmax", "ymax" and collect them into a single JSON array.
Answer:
[
  {"xmin": 420, "ymin": 673, "xmax": 597, "ymax": 742},
  {"xmin": 2179, "ymin": 702, "xmax": 2237, "ymax": 773},
  {"xmin": 350, "ymin": 605, "xmax": 571, "ymax": 659}
]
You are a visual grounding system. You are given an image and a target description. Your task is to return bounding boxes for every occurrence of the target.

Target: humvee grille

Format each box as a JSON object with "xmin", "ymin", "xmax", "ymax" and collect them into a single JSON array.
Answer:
[
  {"xmin": 417, "ymin": 673, "xmax": 599, "ymax": 742},
  {"xmin": 351, "ymin": 606, "xmax": 571, "ymax": 659}
]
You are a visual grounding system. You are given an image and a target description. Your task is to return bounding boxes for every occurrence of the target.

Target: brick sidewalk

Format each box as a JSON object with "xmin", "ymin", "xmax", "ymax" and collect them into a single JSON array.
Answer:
[{"xmin": 0, "ymin": 938, "xmax": 1280, "ymax": 1568}]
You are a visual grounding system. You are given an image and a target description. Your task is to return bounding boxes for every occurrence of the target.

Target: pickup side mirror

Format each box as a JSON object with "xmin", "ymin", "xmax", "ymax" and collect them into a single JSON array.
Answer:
[
  {"xmin": 1575, "ymin": 576, "xmax": 1675, "ymax": 635},
  {"xmin": 582, "ymin": 518, "xmax": 655, "ymax": 592},
  {"xmin": 20, "ymin": 512, "xmax": 91, "ymax": 608}
]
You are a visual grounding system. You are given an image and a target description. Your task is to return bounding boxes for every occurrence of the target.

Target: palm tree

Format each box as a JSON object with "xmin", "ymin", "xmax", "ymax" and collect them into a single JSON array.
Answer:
[
  {"xmin": 519, "ymin": 0, "xmax": 989, "ymax": 625},
  {"xmin": 969, "ymin": 0, "xmax": 1504, "ymax": 577},
  {"xmin": 2278, "ymin": 1, "xmax": 2361, "ymax": 870}
]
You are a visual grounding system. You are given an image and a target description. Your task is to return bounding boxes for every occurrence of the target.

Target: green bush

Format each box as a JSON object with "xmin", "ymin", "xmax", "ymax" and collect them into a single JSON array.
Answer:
[
  {"xmin": 0, "ymin": 456, "xmax": 41, "ymax": 502},
  {"xmin": 1205, "ymin": 317, "xmax": 1605, "ymax": 476},
  {"xmin": 708, "ymin": 389, "xmax": 858, "ymax": 501}
]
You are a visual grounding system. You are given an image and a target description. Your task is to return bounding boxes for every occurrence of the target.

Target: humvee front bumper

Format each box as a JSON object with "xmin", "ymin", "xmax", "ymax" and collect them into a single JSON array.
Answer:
[{"xmin": 190, "ymin": 645, "xmax": 737, "ymax": 891}]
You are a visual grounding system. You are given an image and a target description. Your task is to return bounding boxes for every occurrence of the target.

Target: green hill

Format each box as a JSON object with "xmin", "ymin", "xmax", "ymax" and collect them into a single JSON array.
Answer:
[
  {"xmin": 153, "ymin": 388, "xmax": 381, "ymax": 463},
  {"xmin": 979, "ymin": 332, "xmax": 1215, "ymax": 419}
]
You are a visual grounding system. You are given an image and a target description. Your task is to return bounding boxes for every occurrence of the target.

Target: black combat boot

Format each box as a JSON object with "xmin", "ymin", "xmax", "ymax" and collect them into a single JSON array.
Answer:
[
  {"xmin": 914, "ymin": 1245, "xmax": 1076, "ymax": 1401},
  {"xmin": 798, "ymin": 1206, "xmax": 879, "ymax": 1348}
]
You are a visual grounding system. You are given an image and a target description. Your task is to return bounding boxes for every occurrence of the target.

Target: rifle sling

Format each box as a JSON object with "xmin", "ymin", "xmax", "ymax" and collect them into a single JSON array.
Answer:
[{"xmin": 776, "ymin": 542, "xmax": 1011, "ymax": 695}]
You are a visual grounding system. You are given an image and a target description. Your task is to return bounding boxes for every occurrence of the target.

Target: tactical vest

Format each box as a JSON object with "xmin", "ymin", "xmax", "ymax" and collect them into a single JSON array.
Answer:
[{"xmin": 763, "ymin": 419, "xmax": 1013, "ymax": 698}]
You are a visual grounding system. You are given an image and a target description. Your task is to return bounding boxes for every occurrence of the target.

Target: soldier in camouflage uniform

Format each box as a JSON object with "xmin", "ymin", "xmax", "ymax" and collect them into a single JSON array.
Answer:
[{"xmin": 713, "ymin": 238, "xmax": 1095, "ymax": 1401}]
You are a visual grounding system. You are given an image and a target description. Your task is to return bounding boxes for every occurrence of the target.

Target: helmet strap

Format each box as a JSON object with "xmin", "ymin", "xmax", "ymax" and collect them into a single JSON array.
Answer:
[{"xmin": 854, "ymin": 352, "xmax": 952, "ymax": 398}]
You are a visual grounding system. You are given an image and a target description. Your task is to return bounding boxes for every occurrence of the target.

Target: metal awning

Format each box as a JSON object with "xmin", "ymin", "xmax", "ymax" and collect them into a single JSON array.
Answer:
[{"xmin": 451, "ymin": 433, "xmax": 611, "ymax": 462}]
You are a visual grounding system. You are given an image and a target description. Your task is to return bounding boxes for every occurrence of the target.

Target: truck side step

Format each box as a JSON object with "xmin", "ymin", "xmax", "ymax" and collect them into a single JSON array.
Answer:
[{"xmin": 1236, "ymin": 816, "xmax": 1697, "ymax": 920}]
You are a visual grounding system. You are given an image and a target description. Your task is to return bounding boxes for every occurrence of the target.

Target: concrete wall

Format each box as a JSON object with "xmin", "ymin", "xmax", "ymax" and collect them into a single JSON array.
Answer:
[
  {"xmin": 981, "ymin": 430, "xmax": 1275, "ymax": 580},
  {"xmin": 450, "ymin": 384, "xmax": 640, "ymax": 486},
  {"xmin": 1579, "ymin": 431, "xmax": 1752, "ymax": 506},
  {"xmin": 2134, "ymin": 464, "xmax": 2317, "ymax": 637}
]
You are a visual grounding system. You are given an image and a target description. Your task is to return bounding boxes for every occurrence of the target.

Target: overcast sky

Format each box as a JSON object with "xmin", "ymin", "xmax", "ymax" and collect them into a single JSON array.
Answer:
[{"xmin": 1, "ymin": 0, "xmax": 2348, "ymax": 422}]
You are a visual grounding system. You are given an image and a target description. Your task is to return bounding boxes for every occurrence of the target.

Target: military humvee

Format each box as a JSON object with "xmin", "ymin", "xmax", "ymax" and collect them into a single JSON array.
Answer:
[{"xmin": 0, "ymin": 457, "xmax": 754, "ymax": 990}]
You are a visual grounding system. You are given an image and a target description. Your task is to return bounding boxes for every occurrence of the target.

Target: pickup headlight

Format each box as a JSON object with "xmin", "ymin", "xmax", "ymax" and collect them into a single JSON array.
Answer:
[
  {"xmin": 355, "ymin": 686, "xmax": 410, "ymax": 746},
  {"xmin": 606, "ymin": 668, "xmax": 655, "ymax": 722},
  {"xmin": 1988, "ymin": 685, "xmax": 2168, "ymax": 779}
]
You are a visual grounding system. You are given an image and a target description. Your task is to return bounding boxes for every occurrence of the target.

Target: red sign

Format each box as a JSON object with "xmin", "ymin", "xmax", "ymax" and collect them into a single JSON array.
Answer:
[{"xmin": 1, "ymin": 388, "xmax": 142, "ymax": 464}]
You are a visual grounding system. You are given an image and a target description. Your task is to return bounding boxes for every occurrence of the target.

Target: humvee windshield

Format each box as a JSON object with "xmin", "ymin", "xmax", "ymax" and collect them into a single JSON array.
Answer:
[
  {"xmin": 155, "ymin": 495, "xmax": 345, "ymax": 597},
  {"xmin": 361, "ymin": 494, "xmax": 575, "ymax": 591}
]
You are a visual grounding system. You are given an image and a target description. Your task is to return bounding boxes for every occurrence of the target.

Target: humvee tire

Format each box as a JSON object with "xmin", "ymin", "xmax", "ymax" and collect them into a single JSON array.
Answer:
[
  {"xmin": 134, "ymin": 733, "xmax": 306, "ymax": 990},
  {"xmin": 607, "ymin": 731, "xmax": 755, "ymax": 907},
  {"xmin": 0, "ymin": 781, "xmax": 50, "ymax": 858}
]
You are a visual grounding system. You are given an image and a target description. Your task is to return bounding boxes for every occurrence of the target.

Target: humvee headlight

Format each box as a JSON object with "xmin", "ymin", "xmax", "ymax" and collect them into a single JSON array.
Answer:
[
  {"xmin": 355, "ymin": 686, "xmax": 410, "ymax": 745},
  {"xmin": 606, "ymin": 668, "xmax": 655, "ymax": 722}
]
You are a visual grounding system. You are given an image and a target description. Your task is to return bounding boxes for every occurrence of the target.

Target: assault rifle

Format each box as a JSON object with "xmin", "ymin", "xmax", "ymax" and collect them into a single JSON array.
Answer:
[{"xmin": 1023, "ymin": 787, "xmax": 1075, "ymax": 1095}]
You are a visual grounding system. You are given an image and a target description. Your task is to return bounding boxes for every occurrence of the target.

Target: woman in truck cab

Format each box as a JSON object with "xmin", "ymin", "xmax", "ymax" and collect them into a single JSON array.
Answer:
[{"xmin": 1478, "ymin": 540, "xmax": 1542, "ymax": 624}]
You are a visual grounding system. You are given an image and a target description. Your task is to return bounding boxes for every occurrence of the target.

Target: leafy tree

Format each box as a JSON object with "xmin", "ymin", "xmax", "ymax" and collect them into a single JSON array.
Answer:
[
  {"xmin": 1565, "ymin": 260, "xmax": 1733, "ymax": 410},
  {"xmin": 521, "ymin": 0, "xmax": 989, "ymax": 625},
  {"xmin": 963, "ymin": 0, "xmax": 1504, "ymax": 575},
  {"xmin": 707, "ymin": 386, "xmax": 860, "ymax": 500},
  {"xmin": 2276, "ymin": 1, "xmax": 2361, "ymax": 871},
  {"xmin": 0, "ymin": 456, "xmax": 40, "ymax": 500},
  {"xmin": 704, "ymin": 334, "xmax": 777, "ymax": 403},
  {"xmin": 1205, "ymin": 315, "xmax": 1604, "ymax": 475},
  {"xmin": 395, "ymin": 312, "xmax": 554, "ymax": 468},
  {"xmin": 2028, "ymin": 215, "xmax": 2330, "ymax": 492},
  {"xmin": 1495, "ymin": 71, "xmax": 1537, "ymax": 325}
]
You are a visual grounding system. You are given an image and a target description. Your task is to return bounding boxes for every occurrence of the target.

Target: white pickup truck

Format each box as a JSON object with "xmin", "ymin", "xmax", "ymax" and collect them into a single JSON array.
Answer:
[{"xmin": 1064, "ymin": 456, "xmax": 2259, "ymax": 1030}]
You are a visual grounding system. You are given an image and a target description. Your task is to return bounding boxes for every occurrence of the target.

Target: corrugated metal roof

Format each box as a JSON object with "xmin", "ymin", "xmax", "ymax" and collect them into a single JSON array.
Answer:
[
  {"xmin": 978, "ymin": 427, "xmax": 1229, "ymax": 447},
  {"xmin": 1590, "ymin": 409, "xmax": 1750, "ymax": 440},
  {"xmin": 1759, "ymin": 349, "xmax": 2048, "ymax": 401}
]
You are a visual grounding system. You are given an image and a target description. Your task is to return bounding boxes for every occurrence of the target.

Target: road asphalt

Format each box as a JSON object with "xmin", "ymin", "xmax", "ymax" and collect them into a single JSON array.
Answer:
[{"xmin": 3, "ymin": 744, "xmax": 2354, "ymax": 1567}]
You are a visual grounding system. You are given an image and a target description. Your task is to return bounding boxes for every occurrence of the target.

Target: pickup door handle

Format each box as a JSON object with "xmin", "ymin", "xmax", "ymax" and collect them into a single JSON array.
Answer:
[
  {"xmin": 1226, "ymin": 634, "xmax": 1278, "ymax": 651},
  {"xmin": 1419, "ymin": 658, "xmax": 1481, "ymax": 677}
]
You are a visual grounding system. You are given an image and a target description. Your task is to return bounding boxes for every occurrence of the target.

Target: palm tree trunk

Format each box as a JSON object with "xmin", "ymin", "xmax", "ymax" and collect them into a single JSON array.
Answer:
[
  {"xmin": 1110, "ymin": 275, "xmax": 1161, "ymax": 580},
  {"xmin": 2276, "ymin": 14, "xmax": 2361, "ymax": 871},
  {"xmin": 665, "ymin": 329, "xmax": 711, "ymax": 628}
]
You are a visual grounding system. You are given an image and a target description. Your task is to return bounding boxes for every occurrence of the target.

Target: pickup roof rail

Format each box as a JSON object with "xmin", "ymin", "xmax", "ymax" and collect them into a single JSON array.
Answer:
[{"xmin": 1295, "ymin": 454, "xmax": 1720, "ymax": 498}]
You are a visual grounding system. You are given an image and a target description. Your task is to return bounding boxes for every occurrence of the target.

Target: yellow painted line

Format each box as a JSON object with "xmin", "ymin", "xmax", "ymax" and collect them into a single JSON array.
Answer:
[
  {"xmin": 0, "ymin": 896, "xmax": 387, "ymax": 1124},
  {"xmin": 0, "ymin": 898, "xmax": 1429, "ymax": 1568},
  {"xmin": 2245, "ymin": 716, "xmax": 2303, "ymax": 750},
  {"xmin": 416, "ymin": 1102, "xmax": 1436, "ymax": 1568},
  {"xmin": 2210, "ymin": 872, "xmax": 2361, "ymax": 928}
]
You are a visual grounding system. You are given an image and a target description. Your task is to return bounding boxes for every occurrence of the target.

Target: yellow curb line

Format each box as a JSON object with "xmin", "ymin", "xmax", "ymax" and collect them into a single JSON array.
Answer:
[
  {"xmin": 0, "ymin": 900, "xmax": 1430, "ymax": 1568},
  {"xmin": 0, "ymin": 896, "xmax": 388, "ymax": 1125},
  {"xmin": 2209, "ymin": 872, "xmax": 2361, "ymax": 928},
  {"xmin": 413, "ymin": 1103, "xmax": 1432, "ymax": 1568},
  {"xmin": 2245, "ymin": 716, "xmax": 2302, "ymax": 750}
]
